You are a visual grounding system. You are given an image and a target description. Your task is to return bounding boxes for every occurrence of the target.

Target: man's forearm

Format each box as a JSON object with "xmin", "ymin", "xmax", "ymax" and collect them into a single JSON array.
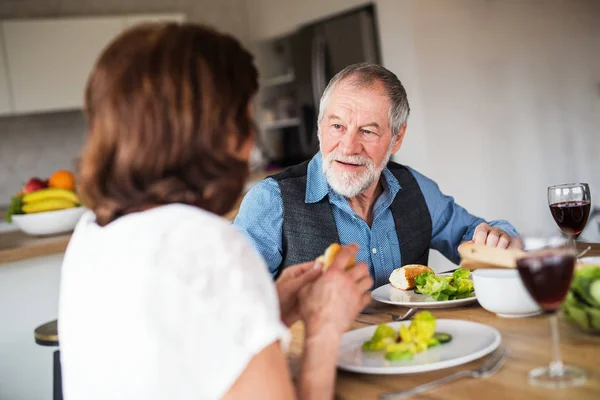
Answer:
[{"xmin": 297, "ymin": 326, "xmax": 341, "ymax": 400}]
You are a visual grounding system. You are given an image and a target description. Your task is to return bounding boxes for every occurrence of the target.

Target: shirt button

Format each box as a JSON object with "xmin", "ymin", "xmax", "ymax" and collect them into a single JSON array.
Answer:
[{"xmin": 372, "ymin": 248, "xmax": 377, "ymax": 254}]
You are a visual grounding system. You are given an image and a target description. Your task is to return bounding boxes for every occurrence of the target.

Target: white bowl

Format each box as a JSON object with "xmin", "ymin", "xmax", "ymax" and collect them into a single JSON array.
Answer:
[
  {"xmin": 472, "ymin": 269, "xmax": 542, "ymax": 318},
  {"xmin": 579, "ymin": 256, "xmax": 600, "ymax": 265},
  {"xmin": 11, "ymin": 207, "xmax": 87, "ymax": 236}
]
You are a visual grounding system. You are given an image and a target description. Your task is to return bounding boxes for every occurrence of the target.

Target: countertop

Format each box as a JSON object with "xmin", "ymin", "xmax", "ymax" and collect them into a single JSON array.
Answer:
[{"xmin": 0, "ymin": 169, "xmax": 279, "ymax": 264}]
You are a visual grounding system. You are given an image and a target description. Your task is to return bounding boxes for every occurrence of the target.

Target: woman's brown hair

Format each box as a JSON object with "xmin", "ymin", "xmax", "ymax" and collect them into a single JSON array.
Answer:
[{"xmin": 79, "ymin": 23, "xmax": 258, "ymax": 226}]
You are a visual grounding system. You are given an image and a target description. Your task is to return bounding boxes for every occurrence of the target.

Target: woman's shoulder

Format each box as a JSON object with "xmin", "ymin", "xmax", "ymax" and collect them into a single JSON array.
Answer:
[
  {"xmin": 155, "ymin": 204, "xmax": 268, "ymax": 275},
  {"xmin": 160, "ymin": 204, "xmax": 249, "ymax": 247}
]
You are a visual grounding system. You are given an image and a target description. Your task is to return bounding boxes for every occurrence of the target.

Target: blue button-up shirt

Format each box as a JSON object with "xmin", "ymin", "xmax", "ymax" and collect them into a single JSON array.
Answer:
[{"xmin": 233, "ymin": 153, "xmax": 518, "ymax": 287}]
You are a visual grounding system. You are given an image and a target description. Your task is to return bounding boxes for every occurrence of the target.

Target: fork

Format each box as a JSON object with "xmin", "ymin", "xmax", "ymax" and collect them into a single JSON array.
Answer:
[
  {"xmin": 359, "ymin": 307, "xmax": 418, "ymax": 322},
  {"xmin": 379, "ymin": 347, "xmax": 510, "ymax": 399}
]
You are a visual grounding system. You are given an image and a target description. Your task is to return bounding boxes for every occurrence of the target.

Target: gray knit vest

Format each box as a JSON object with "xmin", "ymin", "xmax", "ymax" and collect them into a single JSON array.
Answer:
[{"xmin": 270, "ymin": 160, "xmax": 432, "ymax": 277}]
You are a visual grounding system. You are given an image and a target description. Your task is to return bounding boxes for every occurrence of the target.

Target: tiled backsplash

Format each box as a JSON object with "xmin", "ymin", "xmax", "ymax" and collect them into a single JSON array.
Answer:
[{"xmin": 0, "ymin": 111, "xmax": 86, "ymax": 206}]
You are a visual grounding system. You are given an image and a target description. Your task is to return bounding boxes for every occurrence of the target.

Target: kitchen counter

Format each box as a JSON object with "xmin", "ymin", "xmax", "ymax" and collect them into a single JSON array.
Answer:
[
  {"xmin": 0, "ymin": 230, "xmax": 71, "ymax": 264},
  {"xmin": 0, "ymin": 168, "xmax": 280, "ymax": 264}
]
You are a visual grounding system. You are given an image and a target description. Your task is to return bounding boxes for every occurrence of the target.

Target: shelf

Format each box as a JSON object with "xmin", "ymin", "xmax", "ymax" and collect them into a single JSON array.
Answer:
[
  {"xmin": 260, "ymin": 72, "xmax": 295, "ymax": 88},
  {"xmin": 260, "ymin": 118, "xmax": 301, "ymax": 130}
]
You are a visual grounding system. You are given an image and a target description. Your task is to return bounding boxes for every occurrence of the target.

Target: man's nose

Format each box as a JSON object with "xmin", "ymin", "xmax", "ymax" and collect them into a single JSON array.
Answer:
[{"xmin": 338, "ymin": 129, "xmax": 363, "ymax": 154}]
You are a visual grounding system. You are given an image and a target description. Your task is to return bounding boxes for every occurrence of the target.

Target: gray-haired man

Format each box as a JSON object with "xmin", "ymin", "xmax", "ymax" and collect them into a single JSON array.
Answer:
[{"xmin": 234, "ymin": 63, "xmax": 519, "ymax": 287}]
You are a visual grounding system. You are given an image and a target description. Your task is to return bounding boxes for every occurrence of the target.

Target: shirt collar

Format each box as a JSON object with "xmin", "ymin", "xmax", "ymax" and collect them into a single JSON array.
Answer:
[{"xmin": 305, "ymin": 152, "xmax": 402, "ymax": 204}]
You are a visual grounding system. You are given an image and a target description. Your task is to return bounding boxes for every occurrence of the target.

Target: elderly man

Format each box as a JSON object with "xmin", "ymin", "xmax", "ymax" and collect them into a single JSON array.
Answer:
[{"xmin": 234, "ymin": 63, "xmax": 519, "ymax": 287}]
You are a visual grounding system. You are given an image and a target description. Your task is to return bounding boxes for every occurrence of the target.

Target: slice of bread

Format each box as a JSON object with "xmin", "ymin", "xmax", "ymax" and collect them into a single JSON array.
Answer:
[
  {"xmin": 317, "ymin": 243, "xmax": 356, "ymax": 272},
  {"xmin": 389, "ymin": 264, "xmax": 434, "ymax": 290}
]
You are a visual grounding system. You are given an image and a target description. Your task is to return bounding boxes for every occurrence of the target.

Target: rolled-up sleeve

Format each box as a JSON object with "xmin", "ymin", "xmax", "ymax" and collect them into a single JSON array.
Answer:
[
  {"xmin": 232, "ymin": 178, "xmax": 284, "ymax": 277},
  {"xmin": 408, "ymin": 168, "xmax": 519, "ymax": 264}
]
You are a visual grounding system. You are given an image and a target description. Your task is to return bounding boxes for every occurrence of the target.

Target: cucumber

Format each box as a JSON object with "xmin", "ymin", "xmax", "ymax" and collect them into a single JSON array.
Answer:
[{"xmin": 433, "ymin": 332, "xmax": 453, "ymax": 344}]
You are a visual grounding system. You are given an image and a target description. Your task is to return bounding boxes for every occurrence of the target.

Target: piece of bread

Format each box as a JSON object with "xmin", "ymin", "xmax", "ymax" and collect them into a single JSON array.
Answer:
[
  {"xmin": 316, "ymin": 243, "xmax": 356, "ymax": 272},
  {"xmin": 457, "ymin": 242, "xmax": 523, "ymax": 269},
  {"xmin": 389, "ymin": 264, "xmax": 434, "ymax": 290}
]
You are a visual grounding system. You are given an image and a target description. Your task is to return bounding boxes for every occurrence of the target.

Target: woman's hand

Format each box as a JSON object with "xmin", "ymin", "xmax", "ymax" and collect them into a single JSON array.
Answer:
[
  {"xmin": 299, "ymin": 244, "xmax": 373, "ymax": 338},
  {"xmin": 275, "ymin": 261, "xmax": 322, "ymax": 327}
]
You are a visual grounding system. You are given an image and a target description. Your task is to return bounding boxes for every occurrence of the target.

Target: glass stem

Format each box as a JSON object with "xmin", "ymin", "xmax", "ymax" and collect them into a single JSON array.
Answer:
[
  {"xmin": 570, "ymin": 235, "xmax": 576, "ymax": 251},
  {"xmin": 548, "ymin": 313, "xmax": 564, "ymax": 377}
]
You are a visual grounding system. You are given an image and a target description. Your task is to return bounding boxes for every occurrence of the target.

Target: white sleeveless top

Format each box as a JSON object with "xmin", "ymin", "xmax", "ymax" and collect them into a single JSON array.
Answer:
[{"xmin": 58, "ymin": 204, "xmax": 288, "ymax": 400}]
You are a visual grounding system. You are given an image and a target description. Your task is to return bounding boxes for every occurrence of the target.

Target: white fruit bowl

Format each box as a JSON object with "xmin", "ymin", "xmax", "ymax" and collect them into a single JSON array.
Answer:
[
  {"xmin": 11, "ymin": 207, "xmax": 87, "ymax": 236},
  {"xmin": 472, "ymin": 268, "xmax": 542, "ymax": 318}
]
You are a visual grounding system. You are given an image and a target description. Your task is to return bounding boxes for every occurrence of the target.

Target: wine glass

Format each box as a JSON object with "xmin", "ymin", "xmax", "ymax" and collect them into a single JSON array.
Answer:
[
  {"xmin": 516, "ymin": 235, "xmax": 587, "ymax": 388},
  {"xmin": 548, "ymin": 183, "xmax": 591, "ymax": 247}
]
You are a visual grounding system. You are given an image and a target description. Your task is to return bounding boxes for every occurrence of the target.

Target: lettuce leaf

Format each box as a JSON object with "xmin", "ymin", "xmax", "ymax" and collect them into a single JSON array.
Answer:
[
  {"xmin": 414, "ymin": 269, "xmax": 474, "ymax": 301},
  {"xmin": 562, "ymin": 265, "xmax": 600, "ymax": 333},
  {"xmin": 5, "ymin": 195, "xmax": 24, "ymax": 223}
]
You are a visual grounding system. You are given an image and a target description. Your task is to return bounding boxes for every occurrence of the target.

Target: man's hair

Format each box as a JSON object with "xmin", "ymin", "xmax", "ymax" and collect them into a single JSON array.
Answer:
[
  {"xmin": 79, "ymin": 23, "xmax": 258, "ymax": 226},
  {"xmin": 317, "ymin": 63, "xmax": 410, "ymax": 135}
]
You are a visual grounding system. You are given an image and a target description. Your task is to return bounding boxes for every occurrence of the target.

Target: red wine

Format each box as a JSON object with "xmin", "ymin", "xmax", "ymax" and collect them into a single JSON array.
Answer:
[
  {"xmin": 516, "ymin": 252, "xmax": 575, "ymax": 312},
  {"xmin": 549, "ymin": 201, "xmax": 591, "ymax": 237}
]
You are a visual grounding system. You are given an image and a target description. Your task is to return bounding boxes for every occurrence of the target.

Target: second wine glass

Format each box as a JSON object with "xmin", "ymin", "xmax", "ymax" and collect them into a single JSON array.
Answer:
[{"xmin": 547, "ymin": 183, "xmax": 591, "ymax": 246}]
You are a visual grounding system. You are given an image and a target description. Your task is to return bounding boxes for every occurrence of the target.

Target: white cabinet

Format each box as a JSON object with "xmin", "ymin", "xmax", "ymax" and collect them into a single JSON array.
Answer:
[
  {"xmin": 0, "ymin": 13, "xmax": 186, "ymax": 116},
  {"xmin": 2, "ymin": 17, "xmax": 123, "ymax": 114},
  {"xmin": 0, "ymin": 27, "xmax": 12, "ymax": 115},
  {"xmin": 123, "ymin": 13, "xmax": 185, "ymax": 28}
]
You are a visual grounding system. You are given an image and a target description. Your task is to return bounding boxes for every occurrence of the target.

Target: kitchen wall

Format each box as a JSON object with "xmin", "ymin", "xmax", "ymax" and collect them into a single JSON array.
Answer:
[
  {"xmin": 0, "ymin": 112, "xmax": 85, "ymax": 204},
  {"xmin": 0, "ymin": 0, "xmax": 250, "ymax": 207},
  {"xmin": 245, "ymin": 0, "xmax": 600, "ymax": 267}
]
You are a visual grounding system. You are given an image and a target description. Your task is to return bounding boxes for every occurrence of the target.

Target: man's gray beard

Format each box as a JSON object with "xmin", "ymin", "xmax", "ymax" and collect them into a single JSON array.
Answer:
[{"xmin": 322, "ymin": 146, "xmax": 393, "ymax": 199}]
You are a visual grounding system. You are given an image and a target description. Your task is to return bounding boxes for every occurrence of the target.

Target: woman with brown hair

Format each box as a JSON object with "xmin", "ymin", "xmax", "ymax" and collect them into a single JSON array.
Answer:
[{"xmin": 57, "ymin": 23, "xmax": 373, "ymax": 399}]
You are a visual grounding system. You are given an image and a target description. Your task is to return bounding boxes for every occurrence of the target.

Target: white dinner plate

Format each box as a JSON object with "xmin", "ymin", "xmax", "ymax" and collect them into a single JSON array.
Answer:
[
  {"xmin": 337, "ymin": 319, "xmax": 501, "ymax": 374},
  {"xmin": 371, "ymin": 284, "xmax": 477, "ymax": 309}
]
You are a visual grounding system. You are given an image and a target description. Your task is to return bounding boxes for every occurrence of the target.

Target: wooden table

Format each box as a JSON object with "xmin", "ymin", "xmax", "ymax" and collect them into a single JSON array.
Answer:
[{"xmin": 288, "ymin": 242, "xmax": 600, "ymax": 400}]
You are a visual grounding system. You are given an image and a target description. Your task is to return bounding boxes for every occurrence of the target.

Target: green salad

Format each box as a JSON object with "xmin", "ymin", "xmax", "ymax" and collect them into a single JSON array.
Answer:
[
  {"xmin": 414, "ymin": 268, "xmax": 474, "ymax": 301},
  {"xmin": 563, "ymin": 265, "xmax": 600, "ymax": 333},
  {"xmin": 362, "ymin": 311, "xmax": 452, "ymax": 361}
]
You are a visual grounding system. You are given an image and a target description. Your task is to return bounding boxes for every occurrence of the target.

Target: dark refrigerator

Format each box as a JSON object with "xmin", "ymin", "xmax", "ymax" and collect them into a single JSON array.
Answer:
[{"xmin": 265, "ymin": 4, "xmax": 381, "ymax": 166}]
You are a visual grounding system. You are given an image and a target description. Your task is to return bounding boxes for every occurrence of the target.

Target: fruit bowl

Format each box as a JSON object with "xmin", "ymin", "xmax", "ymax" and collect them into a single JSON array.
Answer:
[{"xmin": 11, "ymin": 207, "xmax": 87, "ymax": 236}]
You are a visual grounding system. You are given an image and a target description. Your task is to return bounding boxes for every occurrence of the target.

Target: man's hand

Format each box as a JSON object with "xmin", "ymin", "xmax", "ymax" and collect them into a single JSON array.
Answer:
[
  {"xmin": 472, "ymin": 222, "xmax": 522, "ymax": 249},
  {"xmin": 275, "ymin": 261, "xmax": 322, "ymax": 327}
]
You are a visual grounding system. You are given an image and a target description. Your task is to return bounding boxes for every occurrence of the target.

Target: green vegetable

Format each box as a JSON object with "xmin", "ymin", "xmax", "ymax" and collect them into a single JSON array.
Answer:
[
  {"xmin": 362, "ymin": 337, "xmax": 395, "ymax": 352},
  {"xmin": 362, "ymin": 311, "xmax": 450, "ymax": 361},
  {"xmin": 414, "ymin": 268, "xmax": 474, "ymax": 301},
  {"xmin": 372, "ymin": 323, "xmax": 397, "ymax": 342},
  {"xmin": 562, "ymin": 265, "xmax": 600, "ymax": 333},
  {"xmin": 362, "ymin": 324, "xmax": 397, "ymax": 352},
  {"xmin": 433, "ymin": 332, "xmax": 453, "ymax": 344},
  {"xmin": 384, "ymin": 342, "xmax": 414, "ymax": 361},
  {"xmin": 5, "ymin": 195, "xmax": 24, "ymax": 223}
]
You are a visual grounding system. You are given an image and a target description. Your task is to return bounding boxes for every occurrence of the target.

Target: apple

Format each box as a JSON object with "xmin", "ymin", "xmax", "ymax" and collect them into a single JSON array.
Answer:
[{"xmin": 23, "ymin": 177, "xmax": 47, "ymax": 194}]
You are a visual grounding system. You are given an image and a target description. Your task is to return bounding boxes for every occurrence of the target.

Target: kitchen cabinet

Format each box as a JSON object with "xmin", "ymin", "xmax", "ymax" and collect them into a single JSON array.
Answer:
[
  {"xmin": 123, "ymin": 13, "xmax": 185, "ymax": 28},
  {"xmin": 0, "ymin": 13, "xmax": 185, "ymax": 116},
  {"xmin": 0, "ymin": 27, "xmax": 12, "ymax": 116},
  {"xmin": 3, "ymin": 17, "xmax": 123, "ymax": 114}
]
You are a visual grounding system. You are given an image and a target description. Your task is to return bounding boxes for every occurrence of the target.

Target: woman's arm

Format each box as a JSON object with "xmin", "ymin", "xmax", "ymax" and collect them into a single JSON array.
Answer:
[
  {"xmin": 297, "ymin": 325, "xmax": 341, "ymax": 399},
  {"xmin": 224, "ymin": 244, "xmax": 372, "ymax": 400},
  {"xmin": 223, "ymin": 342, "xmax": 296, "ymax": 400},
  {"xmin": 222, "ymin": 331, "xmax": 340, "ymax": 400}
]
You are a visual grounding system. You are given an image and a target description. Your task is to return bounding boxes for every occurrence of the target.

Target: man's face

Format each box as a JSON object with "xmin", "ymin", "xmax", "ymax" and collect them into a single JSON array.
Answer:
[{"xmin": 319, "ymin": 81, "xmax": 405, "ymax": 198}]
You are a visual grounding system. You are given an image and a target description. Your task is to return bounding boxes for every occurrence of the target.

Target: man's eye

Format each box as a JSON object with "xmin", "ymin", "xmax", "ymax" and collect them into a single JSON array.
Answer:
[
  {"xmin": 362, "ymin": 129, "xmax": 374, "ymax": 135},
  {"xmin": 333, "ymin": 124, "xmax": 342, "ymax": 129}
]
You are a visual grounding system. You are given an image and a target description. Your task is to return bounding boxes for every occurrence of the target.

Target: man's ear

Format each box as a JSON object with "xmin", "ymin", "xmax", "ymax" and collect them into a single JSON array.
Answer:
[{"xmin": 391, "ymin": 122, "xmax": 407, "ymax": 153}]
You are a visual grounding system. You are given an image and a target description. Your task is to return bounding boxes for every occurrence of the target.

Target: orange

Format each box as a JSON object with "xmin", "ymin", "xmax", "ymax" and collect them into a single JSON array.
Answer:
[{"xmin": 48, "ymin": 170, "xmax": 76, "ymax": 191}]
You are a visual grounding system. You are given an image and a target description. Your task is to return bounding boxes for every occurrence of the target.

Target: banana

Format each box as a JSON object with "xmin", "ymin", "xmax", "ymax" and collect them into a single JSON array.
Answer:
[
  {"xmin": 22, "ymin": 188, "xmax": 80, "ymax": 205},
  {"xmin": 22, "ymin": 198, "xmax": 78, "ymax": 214}
]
